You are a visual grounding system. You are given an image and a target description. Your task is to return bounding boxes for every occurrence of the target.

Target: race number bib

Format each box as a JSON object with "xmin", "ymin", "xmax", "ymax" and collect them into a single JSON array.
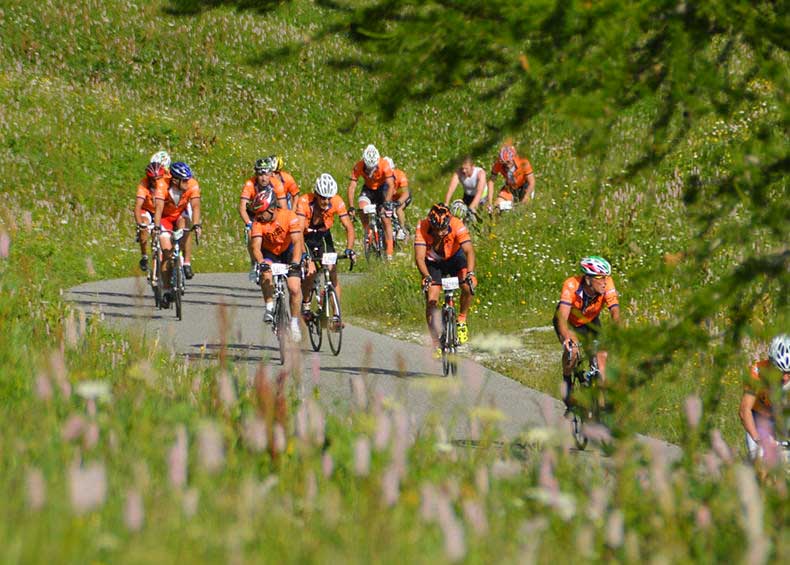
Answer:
[
  {"xmin": 363, "ymin": 204, "xmax": 377, "ymax": 214},
  {"xmin": 441, "ymin": 277, "xmax": 460, "ymax": 290},
  {"xmin": 321, "ymin": 253, "xmax": 338, "ymax": 265},
  {"xmin": 270, "ymin": 263, "xmax": 288, "ymax": 276}
]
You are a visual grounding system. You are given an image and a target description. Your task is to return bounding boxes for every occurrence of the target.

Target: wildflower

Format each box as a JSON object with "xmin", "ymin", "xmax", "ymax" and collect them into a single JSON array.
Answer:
[
  {"xmin": 242, "ymin": 415, "xmax": 267, "ymax": 453},
  {"xmin": 34, "ymin": 373, "xmax": 53, "ymax": 402},
  {"xmin": 491, "ymin": 459, "xmax": 521, "ymax": 479},
  {"xmin": 321, "ymin": 452, "xmax": 334, "ymax": 478},
  {"xmin": 462, "ymin": 498, "xmax": 488, "ymax": 535},
  {"xmin": 606, "ymin": 509, "xmax": 625, "ymax": 548},
  {"xmin": 75, "ymin": 380, "xmax": 111, "ymax": 403},
  {"xmin": 69, "ymin": 460, "xmax": 107, "ymax": 514},
  {"xmin": 695, "ymin": 505, "xmax": 712, "ymax": 530},
  {"xmin": 684, "ymin": 394, "xmax": 702, "ymax": 428},
  {"xmin": 420, "ymin": 483, "xmax": 438, "ymax": 522},
  {"xmin": 84, "ymin": 421, "xmax": 100, "ymax": 450},
  {"xmin": 272, "ymin": 424, "xmax": 286, "ymax": 454},
  {"xmin": 710, "ymin": 429, "xmax": 733, "ymax": 463},
  {"xmin": 217, "ymin": 372, "xmax": 236, "ymax": 409},
  {"xmin": 26, "ymin": 467, "xmax": 46, "ymax": 511},
  {"xmin": 353, "ymin": 436, "xmax": 371, "ymax": 477},
  {"xmin": 307, "ymin": 399, "xmax": 325, "ymax": 446},
  {"xmin": 475, "ymin": 466, "xmax": 489, "ymax": 496},
  {"xmin": 62, "ymin": 414, "xmax": 86, "ymax": 442},
  {"xmin": 735, "ymin": 465, "xmax": 769, "ymax": 564},
  {"xmin": 124, "ymin": 489, "xmax": 144, "ymax": 532},
  {"xmin": 583, "ymin": 422, "xmax": 612, "ymax": 443},
  {"xmin": 168, "ymin": 426, "xmax": 188, "ymax": 489},
  {"xmin": 374, "ymin": 412, "xmax": 392, "ymax": 451},
  {"xmin": 526, "ymin": 488, "xmax": 576, "ymax": 520},
  {"xmin": 304, "ymin": 471, "xmax": 318, "ymax": 510},
  {"xmin": 182, "ymin": 488, "xmax": 199, "ymax": 518},
  {"xmin": 437, "ymin": 493, "xmax": 466, "ymax": 561},
  {"xmin": 381, "ymin": 465, "xmax": 400, "ymax": 507},
  {"xmin": 0, "ymin": 230, "xmax": 10, "ymax": 259}
]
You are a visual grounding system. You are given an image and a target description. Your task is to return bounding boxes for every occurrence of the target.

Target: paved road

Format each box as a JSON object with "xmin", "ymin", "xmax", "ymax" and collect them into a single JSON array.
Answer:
[{"xmin": 66, "ymin": 273, "xmax": 680, "ymax": 457}]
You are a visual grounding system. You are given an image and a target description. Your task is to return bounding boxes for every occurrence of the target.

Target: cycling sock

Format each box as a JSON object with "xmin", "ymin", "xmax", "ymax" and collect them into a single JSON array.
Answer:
[
  {"xmin": 457, "ymin": 314, "xmax": 467, "ymax": 323},
  {"xmin": 265, "ymin": 301, "xmax": 274, "ymax": 311}
]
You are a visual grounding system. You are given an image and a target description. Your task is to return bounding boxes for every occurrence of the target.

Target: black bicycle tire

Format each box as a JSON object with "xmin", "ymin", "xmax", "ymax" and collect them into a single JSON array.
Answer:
[
  {"xmin": 151, "ymin": 256, "xmax": 162, "ymax": 308},
  {"xmin": 307, "ymin": 285, "xmax": 322, "ymax": 352},
  {"xmin": 572, "ymin": 411, "xmax": 588, "ymax": 450},
  {"xmin": 441, "ymin": 307, "xmax": 452, "ymax": 377},
  {"xmin": 363, "ymin": 227, "xmax": 373, "ymax": 261},
  {"xmin": 326, "ymin": 286, "xmax": 342, "ymax": 356},
  {"xmin": 276, "ymin": 288, "xmax": 289, "ymax": 364},
  {"xmin": 174, "ymin": 264, "xmax": 182, "ymax": 320}
]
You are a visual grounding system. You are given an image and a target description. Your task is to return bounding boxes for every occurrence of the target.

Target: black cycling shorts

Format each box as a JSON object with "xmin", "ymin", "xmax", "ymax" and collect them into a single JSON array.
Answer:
[{"xmin": 426, "ymin": 249, "xmax": 468, "ymax": 286}]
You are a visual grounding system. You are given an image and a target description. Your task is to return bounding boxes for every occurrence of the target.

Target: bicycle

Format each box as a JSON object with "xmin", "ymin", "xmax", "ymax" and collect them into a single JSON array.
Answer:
[
  {"xmin": 566, "ymin": 342, "xmax": 604, "ymax": 450},
  {"xmin": 150, "ymin": 226, "xmax": 191, "ymax": 320},
  {"xmin": 304, "ymin": 251, "xmax": 355, "ymax": 355},
  {"xmin": 360, "ymin": 203, "xmax": 385, "ymax": 261},
  {"xmin": 261, "ymin": 262, "xmax": 292, "ymax": 365},
  {"xmin": 427, "ymin": 274, "xmax": 475, "ymax": 377}
]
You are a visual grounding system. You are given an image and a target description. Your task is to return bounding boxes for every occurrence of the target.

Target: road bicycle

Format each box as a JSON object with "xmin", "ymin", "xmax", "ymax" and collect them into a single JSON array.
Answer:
[
  {"xmin": 427, "ymin": 275, "xmax": 474, "ymax": 377},
  {"xmin": 304, "ymin": 251, "xmax": 354, "ymax": 355},
  {"xmin": 360, "ymin": 201, "xmax": 401, "ymax": 260},
  {"xmin": 262, "ymin": 262, "xmax": 292, "ymax": 365},
  {"xmin": 566, "ymin": 342, "xmax": 604, "ymax": 450},
  {"xmin": 150, "ymin": 226, "xmax": 191, "ymax": 320}
]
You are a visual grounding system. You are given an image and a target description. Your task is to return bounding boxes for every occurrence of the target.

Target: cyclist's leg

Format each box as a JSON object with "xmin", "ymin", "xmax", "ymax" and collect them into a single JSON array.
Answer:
[
  {"xmin": 396, "ymin": 191, "xmax": 410, "ymax": 233},
  {"xmin": 358, "ymin": 188, "xmax": 374, "ymax": 234},
  {"xmin": 138, "ymin": 210, "xmax": 152, "ymax": 257},
  {"xmin": 378, "ymin": 188, "xmax": 394, "ymax": 258},
  {"xmin": 553, "ymin": 314, "xmax": 581, "ymax": 408},
  {"xmin": 159, "ymin": 216, "xmax": 177, "ymax": 290},
  {"xmin": 322, "ymin": 232, "xmax": 341, "ymax": 298},
  {"xmin": 259, "ymin": 250, "xmax": 279, "ymax": 302},
  {"xmin": 181, "ymin": 205, "xmax": 193, "ymax": 265},
  {"xmin": 302, "ymin": 235, "xmax": 323, "ymax": 309},
  {"xmin": 425, "ymin": 262, "xmax": 443, "ymax": 345}
]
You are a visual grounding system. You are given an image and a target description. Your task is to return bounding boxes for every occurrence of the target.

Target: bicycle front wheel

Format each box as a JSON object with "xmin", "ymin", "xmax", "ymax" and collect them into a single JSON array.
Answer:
[
  {"xmin": 173, "ymin": 265, "xmax": 183, "ymax": 321},
  {"xmin": 326, "ymin": 287, "xmax": 342, "ymax": 356},
  {"xmin": 441, "ymin": 307, "xmax": 455, "ymax": 377},
  {"xmin": 307, "ymin": 287, "xmax": 322, "ymax": 352},
  {"xmin": 151, "ymin": 255, "xmax": 162, "ymax": 308},
  {"xmin": 276, "ymin": 294, "xmax": 289, "ymax": 364}
]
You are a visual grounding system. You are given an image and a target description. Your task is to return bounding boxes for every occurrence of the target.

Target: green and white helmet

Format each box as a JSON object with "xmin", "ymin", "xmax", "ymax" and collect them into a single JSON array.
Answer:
[
  {"xmin": 449, "ymin": 199, "xmax": 468, "ymax": 219},
  {"xmin": 150, "ymin": 150, "xmax": 171, "ymax": 172},
  {"xmin": 363, "ymin": 144, "xmax": 380, "ymax": 169},
  {"xmin": 580, "ymin": 256, "xmax": 611, "ymax": 276}
]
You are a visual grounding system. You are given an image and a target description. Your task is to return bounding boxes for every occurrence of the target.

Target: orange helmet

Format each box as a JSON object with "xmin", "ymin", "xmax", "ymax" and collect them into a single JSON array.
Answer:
[
  {"xmin": 250, "ymin": 188, "xmax": 276, "ymax": 216},
  {"xmin": 427, "ymin": 203, "xmax": 452, "ymax": 230}
]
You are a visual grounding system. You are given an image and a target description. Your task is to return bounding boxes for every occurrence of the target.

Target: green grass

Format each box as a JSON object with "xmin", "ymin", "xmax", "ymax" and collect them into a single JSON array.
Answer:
[{"xmin": 0, "ymin": 0, "xmax": 788, "ymax": 561}]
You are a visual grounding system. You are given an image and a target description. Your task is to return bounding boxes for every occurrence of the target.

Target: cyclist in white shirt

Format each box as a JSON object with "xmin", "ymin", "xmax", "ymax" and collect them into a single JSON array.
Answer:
[{"xmin": 444, "ymin": 157, "xmax": 488, "ymax": 215}]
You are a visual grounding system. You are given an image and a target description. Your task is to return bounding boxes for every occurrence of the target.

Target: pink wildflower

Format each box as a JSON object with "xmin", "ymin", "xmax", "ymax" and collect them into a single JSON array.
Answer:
[
  {"xmin": 124, "ymin": 489, "xmax": 144, "ymax": 532},
  {"xmin": 69, "ymin": 461, "xmax": 107, "ymax": 514},
  {"xmin": 26, "ymin": 467, "xmax": 46, "ymax": 511},
  {"xmin": 198, "ymin": 422, "xmax": 225, "ymax": 473},
  {"xmin": 168, "ymin": 426, "xmax": 188, "ymax": 489},
  {"xmin": 684, "ymin": 395, "xmax": 702, "ymax": 429},
  {"xmin": 353, "ymin": 437, "xmax": 371, "ymax": 477}
]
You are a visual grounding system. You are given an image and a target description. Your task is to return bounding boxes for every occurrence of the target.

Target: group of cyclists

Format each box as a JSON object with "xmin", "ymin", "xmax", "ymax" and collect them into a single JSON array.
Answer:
[{"xmin": 133, "ymin": 143, "xmax": 787, "ymax": 464}]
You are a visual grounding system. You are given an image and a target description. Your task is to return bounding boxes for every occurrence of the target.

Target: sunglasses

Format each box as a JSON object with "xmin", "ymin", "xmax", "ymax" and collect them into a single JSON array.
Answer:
[{"xmin": 591, "ymin": 275, "xmax": 606, "ymax": 280}]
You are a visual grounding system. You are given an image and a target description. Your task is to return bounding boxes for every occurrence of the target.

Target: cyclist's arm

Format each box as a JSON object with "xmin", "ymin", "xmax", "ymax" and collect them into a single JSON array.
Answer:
[
  {"xmin": 555, "ymin": 303, "xmax": 575, "ymax": 344},
  {"xmin": 469, "ymin": 170, "xmax": 487, "ymax": 211},
  {"xmin": 346, "ymin": 179, "xmax": 358, "ymax": 209},
  {"xmin": 134, "ymin": 197, "xmax": 146, "ymax": 225},
  {"xmin": 739, "ymin": 392, "xmax": 761, "ymax": 443},
  {"xmin": 290, "ymin": 230, "xmax": 305, "ymax": 264},
  {"xmin": 461, "ymin": 240, "xmax": 475, "ymax": 273},
  {"xmin": 609, "ymin": 304, "xmax": 621, "ymax": 324},
  {"xmin": 444, "ymin": 173, "xmax": 460, "ymax": 205},
  {"xmin": 384, "ymin": 177, "xmax": 395, "ymax": 202},
  {"xmin": 520, "ymin": 173, "xmax": 535, "ymax": 203},
  {"xmin": 153, "ymin": 198, "xmax": 165, "ymax": 226},
  {"xmin": 340, "ymin": 214, "xmax": 355, "ymax": 250},
  {"xmin": 251, "ymin": 236, "xmax": 264, "ymax": 263},
  {"xmin": 414, "ymin": 244, "xmax": 430, "ymax": 279},
  {"xmin": 190, "ymin": 197, "xmax": 201, "ymax": 227},
  {"xmin": 239, "ymin": 198, "xmax": 252, "ymax": 224}
]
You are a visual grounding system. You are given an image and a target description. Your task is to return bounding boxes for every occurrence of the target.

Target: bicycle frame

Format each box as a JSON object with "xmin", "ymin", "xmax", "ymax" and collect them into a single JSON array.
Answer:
[
  {"xmin": 267, "ymin": 262, "xmax": 290, "ymax": 364},
  {"xmin": 568, "ymin": 341, "xmax": 604, "ymax": 450},
  {"xmin": 439, "ymin": 277, "xmax": 460, "ymax": 377},
  {"xmin": 305, "ymin": 251, "xmax": 352, "ymax": 355}
]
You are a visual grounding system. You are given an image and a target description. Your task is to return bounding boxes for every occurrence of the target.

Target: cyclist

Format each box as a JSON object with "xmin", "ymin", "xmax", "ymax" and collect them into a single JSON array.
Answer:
[
  {"xmin": 445, "ymin": 156, "xmax": 488, "ymax": 215},
  {"xmin": 134, "ymin": 162, "xmax": 168, "ymax": 272},
  {"xmin": 271, "ymin": 154, "xmax": 300, "ymax": 210},
  {"xmin": 384, "ymin": 156, "xmax": 411, "ymax": 240},
  {"xmin": 346, "ymin": 144, "xmax": 396, "ymax": 260},
  {"xmin": 414, "ymin": 203, "xmax": 477, "ymax": 354},
  {"xmin": 553, "ymin": 256, "xmax": 620, "ymax": 413},
  {"xmin": 240, "ymin": 158, "xmax": 288, "ymax": 282},
  {"xmin": 739, "ymin": 334, "xmax": 790, "ymax": 462},
  {"xmin": 249, "ymin": 187, "xmax": 306, "ymax": 341},
  {"xmin": 297, "ymin": 174, "xmax": 356, "ymax": 316},
  {"xmin": 153, "ymin": 162, "xmax": 202, "ymax": 305},
  {"xmin": 488, "ymin": 144, "xmax": 535, "ymax": 208}
]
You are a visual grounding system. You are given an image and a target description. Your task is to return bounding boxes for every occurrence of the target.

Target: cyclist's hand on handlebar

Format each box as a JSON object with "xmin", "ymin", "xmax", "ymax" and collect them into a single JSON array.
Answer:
[
  {"xmin": 153, "ymin": 225, "xmax": 162, "ymax": 236},
  {"xmin": 288, "ymin": 262, "xmax": 302, "ymax": 277},
  {"xmin": 382, "ymin": 201, "xmax": 395, "ymax": 218},
  {"xmin": 465, "ymin": 271, "xmax": 477, "ymax": 292},
  {"xmin": 245, "ymin": 222, "xmax": 252, "ymax": 232},
  {"xmin": 348, "ymin": 206, "xmax": 356, "ymax": 220},
  {"xmin": 422, "ymin": 276, "xmax": 433, "ymax": 293},
  {"xmin": 256, "ymin": 262, "xmax": 270, "ymax": 275},
  {"xmin": 563, "ymin": 337, "xmax": 578, "ymax": 353}
]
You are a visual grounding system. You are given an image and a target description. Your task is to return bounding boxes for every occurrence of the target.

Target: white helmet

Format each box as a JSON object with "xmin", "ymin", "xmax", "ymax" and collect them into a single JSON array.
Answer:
[
  {"xmin": 363, "ymin": 144, "xmax": 380, "ymax": 169},
  {"xmin": 150, "ymin": 150, "xmax": 171, "ymax": 171},
  {"xmin": 383, "ymin": 156, "xmax": 395, "ymax": 170},
  {"xmin": 314, "ymin": 173, "xmax": 338, "ymax": 198},
  {"xmin": 768, "ymin": 334, "xmax": 790, "ymax": 373}
]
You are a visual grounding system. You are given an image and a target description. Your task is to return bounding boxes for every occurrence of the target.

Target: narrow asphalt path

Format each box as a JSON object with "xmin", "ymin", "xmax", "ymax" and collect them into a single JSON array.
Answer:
[{"xmin": 67, "ymin": 272, "xmax": 680, "ymax": 458}]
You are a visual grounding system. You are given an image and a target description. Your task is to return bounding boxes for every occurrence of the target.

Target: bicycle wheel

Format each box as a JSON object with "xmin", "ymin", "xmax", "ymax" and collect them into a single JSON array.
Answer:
[
  {"xmin": 306, "ymin": 287, "xmax": 322, "ymax": 352},
  {"xmin": 571, "ymin": 410, "xmax": 588, "ymax": 450},
  {"xmin": 276, "ymin": 294, "xmax": 289, "ymax": 364},
  {"xmin": 174, "ymin": 265, "xmax": 183, "ymax": 320},
  {"xmin": 363, "ymin": 226, "xmax": 374, "ymax": 261},
  {"xmin": 326, "ymin": 286, "xmax": 342, "ymax": 356},
  {"xmin": 441, "ymin": 308, "xmax": 452, "ymax": 377},
  {"xmin": 151, "ymin": 256, "xmax": 162, "ymax": 308},
  {"xmin": 448, "ymin": 319, "xmax": 458, "ymax": 376}
]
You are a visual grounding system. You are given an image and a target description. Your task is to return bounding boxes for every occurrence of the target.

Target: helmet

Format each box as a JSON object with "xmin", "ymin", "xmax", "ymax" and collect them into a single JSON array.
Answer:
[
  {"xmin": 170, "ymin": 162, "xmax": 193, "ymax": 180},
  {"xmin": 150, "ymin": 150, "xmax": 171, "ymax": 171},
  {"xmin": 383, "ymin": 156, "xmax": 395, "ymax": 170},
  {"xmin": 254, "ymin": 157, "xmax": 273, "ymax": 175},
  {"xmin": 146, "ymin": 162, "xmax": 166, "ymax": 179},
  {"xmin": 272, "ymin": 155, "xmax": 284, "ymax": 171},
  {"xmin": 449, "ymin": 199, "xmax": 468, "ymax": 219},
  {"xmin": 499, "ymin": 145, "xmax": 516, "ymax": 162},
  {"xmin": 314, "ymin": 173, "xmax": 338, "ymax": 198},
  {"xmin": 768, "ymin": 334, "xmax": 790, "ymax": 373},
  {"xmin": 427, "ymin": 203, "xmax": 452, "ymax": 230},
  {"xmin": 580, "ymin": 256, "xmax": 612, "ymax": 276},
  {"xmin": 250, "ymin": 188, "xmax": 276, "ymax": 216},
  {"xmin": 363, "ymin": 144, "xmax": 380, "ymax": 169}
]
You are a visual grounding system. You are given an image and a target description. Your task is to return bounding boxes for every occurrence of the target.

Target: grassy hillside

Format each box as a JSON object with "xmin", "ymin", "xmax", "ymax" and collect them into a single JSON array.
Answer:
[{"xmin": 1, "ymin": 0, "xmax": 787, "ymax": 561}]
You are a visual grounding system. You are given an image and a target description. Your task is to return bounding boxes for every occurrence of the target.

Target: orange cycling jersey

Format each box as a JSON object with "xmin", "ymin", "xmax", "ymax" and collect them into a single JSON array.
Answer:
[
  {"xmin": 251, "ymin": 209, "xmax": 302, "ymax": 255},
  {"xmin": 392, "ymin": 168, "xmax": 409, "ymax": 199},
  {"xmin": 275, "ymin": 170, "xmax": 300, "ymax": 198},
  {"xmin": 241, "ymin": 175, "xmax": 287, "ymax": 202},
  {"xmin": 559, "ymin": 276, "xmax": 619, "ymax": 327},
  {"xmin": 136, "ymin": 176, "xmax": 168, "ymax": 214},
  {"xmin": 414, "ymin": 216, "xmax": 471, "ymax": 261},
  {"xmin": 491, "ymin": 156, "xmax": 533, "ymax": 189},
  {"xmin": 296, "ymin": 193, "xmax": 348, "ymax": 233},
  {"xmin": 156, "ymin": 178, "xmax": 200, "ymax": 218},
  {"xmin": 746, "ymin": 360, "xmax": 778, "ymax": 417},
  {"xmin": 350, "ymin": 158, "xmax": 394, "ymax": 190}
]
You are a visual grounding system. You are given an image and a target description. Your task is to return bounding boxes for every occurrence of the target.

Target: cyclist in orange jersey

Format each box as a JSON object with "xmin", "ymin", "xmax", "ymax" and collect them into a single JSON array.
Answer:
[
  {"xmin": 240, "ymin": 157, "xmax": 289, "ymax": 282},
  {"xmin": 383, "ymin": 156, "xmax": 412, "ymax": 240},
  {"xmin": 346, "ymin": 144, "xmax": 396, "ymax": 260},
  {"xmin": 740, "ymin": 334, "xmax": 790, "ymax": 461},
  {"xmin": 488, "ymin": 144, "xmax": 535, "ymax": 208},
  {"xmin": 553, "ymin": 256, "xmax": 620, "ymax": 412},
  {"xmin": 415, "ymin": 204, "xmax": 477, "ymax": 354},
  {"xmin": 153, "ymin": 162, "xmax": 202, "ymax": 302},
  {"xmin": 249, "ymin": 187, "xmax": 306, "ymax": 341},
  {"xmin": 134, "ymin": 162, "xmax": 168, "ymax": 272},
  {"xmin": 270, "ymin": 154, "xmax": 300, "ymax": 210},
  {"xmin": 297, "ymin": 174, "xmax": 356, "ymax": 316}
]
